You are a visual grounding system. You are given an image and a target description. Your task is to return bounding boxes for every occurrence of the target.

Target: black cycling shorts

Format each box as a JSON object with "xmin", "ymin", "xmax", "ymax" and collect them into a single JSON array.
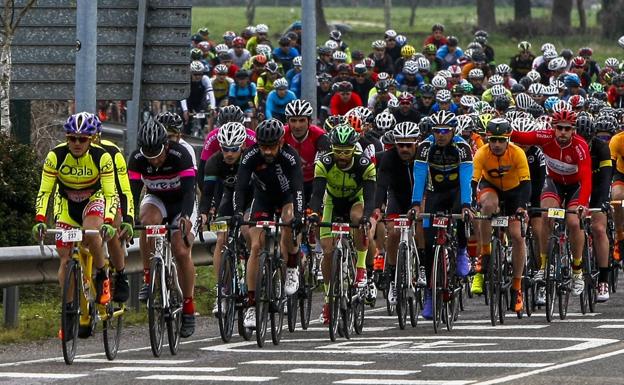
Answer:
[{"xmin": 477, "ymin": 179, "xmax": 527, "ymax": 216}]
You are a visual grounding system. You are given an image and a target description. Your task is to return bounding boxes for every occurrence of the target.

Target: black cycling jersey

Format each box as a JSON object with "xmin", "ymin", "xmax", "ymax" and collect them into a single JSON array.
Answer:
[
  {"xmin": 128, "ymin": 141, "xmax": 196, "ymax": 218},
  {"xmin": 524, "ymin": 145, "xmax": 546, "ymax": 207},
  {"xmin": 589, "ymin": 137, "xmax": 612, "ymax": 207},
  {"xmin": 199, "ymin": 152, "xmax": 240, "ymax": 214},
  {"xmin": 374, "ymin": 147, "xmax": 414, "ymax": 213},
  {"xmin": 350, "ymin": 78, "xmax": 375, "ymax": 105},
  {"xmin": 393, "ymin": 108, "xmax": 421, "ymax": 124},
  {"xmin": 510, "ymin": 53, "xmax": 536, "ymax": 81},
  {"xmin": 234, "ymin": 143, "xmax": 304, "ymax": 216}
]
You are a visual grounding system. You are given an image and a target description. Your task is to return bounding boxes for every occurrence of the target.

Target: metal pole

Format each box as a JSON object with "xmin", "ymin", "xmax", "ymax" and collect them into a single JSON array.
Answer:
[
  {"xmin": 75, "ymin": 0, "xmax": 97, "ymax": 113},
  {"xmin": 3, "ymin": 287, "xmax": 19, "ymax": 328},
  {"xmin": 125, "ymin": 0, "xmax": 148, "ymax": 157},
  {"xmin": 301, "ymin": 0, "xmax": 317, "ymax": 122}
]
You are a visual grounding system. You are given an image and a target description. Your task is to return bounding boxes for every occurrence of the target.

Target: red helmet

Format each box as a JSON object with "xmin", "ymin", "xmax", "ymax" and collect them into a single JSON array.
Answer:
[
  {"xmin": 346, "ymin": 114, "xmax": 363, "ymax": 133},
  {"xmin": 232, "ymin": 37, "xmax": 246, "ymax": 47},
  {"xmin": 571, "ymin": 56, "xmax": 586, "ymax": 68},
  {"xmin": 578, "ymin": 47, "xmax": 593, "ymax": 57},
  {"xmin": 363, "ymin": 58, "xmax": 375, "ymax": 68},
  {"xmin": 568, "ymin": 95, "xmax": 585, "ymax": 109},
  {"xmin": 252, "ymin": 54, "xmax": 267, "ymax": 66},
  {"xmin": 552, "ymin": 109, "xmax": 577, "ymax": 127}
]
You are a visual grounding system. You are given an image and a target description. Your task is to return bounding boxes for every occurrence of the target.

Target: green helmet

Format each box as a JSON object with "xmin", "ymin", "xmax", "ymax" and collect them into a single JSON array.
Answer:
[
  {"xmin": 588, "ymin": 82, "xmax": 604, "ymax": 95},
  {"xmin": 423, "ymin": 44, "xmax": 437, "ymax": 55},
  {"xmin": 461, "ymin": 82, "xmax": 474, "ymax": 94},
  {"xmin": 329, "ymin": 123, "xmax": 359, "ymax": 146}
]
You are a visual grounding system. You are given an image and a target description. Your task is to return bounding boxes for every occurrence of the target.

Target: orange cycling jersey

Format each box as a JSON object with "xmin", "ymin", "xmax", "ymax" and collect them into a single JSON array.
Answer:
[
  {"xmin": 472, "ymin": 142, "xmax": 531, "ymax": 191},
  {"xmin": 609, "ymin": 131, "xmax": 624, "ymax": 175}
]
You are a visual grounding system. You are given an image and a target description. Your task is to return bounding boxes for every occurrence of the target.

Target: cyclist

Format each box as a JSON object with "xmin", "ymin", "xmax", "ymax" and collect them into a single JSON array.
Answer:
[
  {"xmin": 265, "ymin": 78, "xmax": 297, "ymax": 122},
  {"xmin": 32, "ymin": 112, "xmax": 118, "ymax": 339},
  {"xmin": 199, "ymin": 122, "xmax": 251, "ymax": 314},
  {"xmin": 373, "ymin": 121, "xmax": 420, "ymax": 305},
  {"xmin": 232, "ymin": 119, "xmax": 305, "ymax": 328},
  {"xmin": 411, "ymin": 111, "xmax": 473, "ymax": 320},
  {"xmin": 576, "ymin": 114, "xmax": 613, "ymax": 301},
  {"xmin": 392, "ymin": 92, "xmax": 421, "ymax": 124},
  {"xmin": 272, "ymin": 36, "xmax": 299, "ymax": 73},
  {"xmin": 369, "ymin": 40, "xmax": 395, "ymax": 75},
  {"xmin": 471, "ymin": 118, "xmax": 530, "ymax": 312},
  {"xmin": 229, "ymin": 37, "xmax": 251, "ymax": 68},
  {"xmin": 510, "ymin": 41, "xmax": 536, "ymax": 82},
  {"xmin": 128, "ymin": 118, "xmax": 198, "ymax": 338},
  {"xmin": 607, "ymin": 113, "xmax": 624, "ymax": 265},
  {"xmin": 457, "ymin": 114, "xmax": 484, "ymax": 156},
  {"xmin": 423, "ymin": 23, "xmax": 447, "ymax": 49},
  {"xmin": 307, "ymin": 123, "xmax": 376, "ymax": 324},
  {"xmin": 181, "ymin": 61, "xmax": 216, "ymax": 135},
  {"xmin": 511, "ymin": 109, "xmax": 592, "ymax": 297},
  {"xmin": 283, "ymin": 99, "xmax": 331, "ymax": 202},
  {"xmin": 436, "ymin": 36, "xmax": 463, "ymax": 69},
  {"xmin": 330, "ymin": 81, "xmax": 363, "ymax": 116},
  {"xmin": 228, "ymin": 70, "xmax": 257, "ymax": 124},
  {"xmin": 211, "ymin": 64, "xmax": 234, "ymax": 108}
]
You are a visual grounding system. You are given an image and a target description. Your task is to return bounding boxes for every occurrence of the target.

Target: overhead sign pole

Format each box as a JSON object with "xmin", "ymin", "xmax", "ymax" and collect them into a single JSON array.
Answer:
[
  {"xmin": 125, "ymin": 0, "xmax": 148, "ymax": 156},
  {"xmin": 75, "ymin": 0, "xmax": 97, "ymax": 114},
  {"xmin": 301, "ymin": 0, "xmax": 317, "ymax": 121}
]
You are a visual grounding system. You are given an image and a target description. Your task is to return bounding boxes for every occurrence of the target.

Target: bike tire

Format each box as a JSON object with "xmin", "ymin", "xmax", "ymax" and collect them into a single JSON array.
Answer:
[
  {"xmin": 328, "ymin": 247, "xmax": 342, "ymax": 341},
  {"xmin": 148, "ymin": 258, "xmax": 165, "ymax": 357},
  {"xmin": 166, "ymin": 266, "xmax": 182, "ymax": 355},
  {"xmin": 409, "ymin": 287, "xmax": 420, "ymax": 327},
  {"xmin": 237, "ymin": 308, "xmax": 253, "ymax": 340},
  {"xmin": 545, "ymin": 238, "xmax": 558, "ymax": 323},
  {"xmin": 524, "ymin": 278, "xmax": 534, "ymax": 318},
  {"xmin": 103, "ymin": 271, "xmax": 123, "ymax": 361},
  {"xmin": 255, "ymin": 252, "xmax": 270, "ymax": 347},
  {"xmin": 498, "ymin": 248, "xmax": 508, "ymax": 325},
  {"xmin": 299, "ymin": 255, "xmax": 313, "ymax": 330},
  {"xmin": 218, "ymin": 250, "xmax": 236, "ymax": 342},
  {"xmin": 61, "ymin": 260, "xmax": 80, "ymax": 365},
  {"xmin": 396, "ymin": 243, "xmax": 408, "ymax": 330},
  {"xmin": 431, "ymin": 245, "xmax": 444, "ymax": 334},
  {"xmin": 270, "ymin": 262, "xmax": 285, "ymax": 346},
  {"xmin": 488, "ymin": 240, "xmax": 500, "ymax": 326}
]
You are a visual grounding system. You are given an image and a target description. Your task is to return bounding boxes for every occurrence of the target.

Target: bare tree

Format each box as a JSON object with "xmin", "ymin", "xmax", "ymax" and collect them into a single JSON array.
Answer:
[
  {"xmin": 409, "ymin": 0, "xmax": 419, "ymax": 27},
  {"xmin": 514, "ymin": 0, "xmax": 531, "ymax": 21},
  {"xmin": 245, "ymin": 0, "xmax": 255, "ymax": 26},
  {"xmin": 600, "ymin": 0, "xmax": 624, "ymax": 38},
  {"xmin": 476, "ymin": 0, "xmax": 496, "ymax": 30},
  {"xmin": 384, "ymin": 0, "xmax": 392, "ymax": 30},
  {"xmin": 316, "ymin": 0, "xmax": 328, "ymax": 35},
  {"xmin": 577, "ymin": 0, "xmax": 586, "ymax": 33},
  {"xmin": 551, "ymin": 0, "xmax": 573, "ymax": 34},
  {"xmin": 0, "ymin": 0, "xmax": 37, "ymax": 136}
]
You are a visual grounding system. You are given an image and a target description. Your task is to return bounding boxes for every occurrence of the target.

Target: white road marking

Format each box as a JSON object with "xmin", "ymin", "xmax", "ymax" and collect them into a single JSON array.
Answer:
[
  {"xmin": 424, "ymin": 362, "xmax": 552, "ymax": 368},
  {"xmin": 76, "ymin": 359, "xmax": 195, "ymax": 365},
  {"xmin": 0, "ymin": 372, "xmax": 88, "ymax": 379},
  {"xmin": 452, "ymin": 325, "xmax": 549, "ymax": 330},
  {"xmin": 97, "ymin": 366, "xmax": 235, "ymax": 372},
  {"xmin": 283, "ymin": 368, "xmax": 420, "ymax": 375},
  {"xmin": 334, "ymin": 379, "xmax": 475, "ymax": 385},
  {"xmin": 242, "ymin": 360, "xmax": 374, "ymax": 366},
  {"xmin": 595, "ymin": 325, "xmax": 624, "ymax": 328},
  {"xmin": 136, "ymin": 374, "xmax": 278, "ymax": 382},
  {"xmin": 303, "ymin": 326, "xmax": 395, "ymax": 332},
  {"xmin": 472, "ymin": 347, "xmax": 624, "ymax": 385}
]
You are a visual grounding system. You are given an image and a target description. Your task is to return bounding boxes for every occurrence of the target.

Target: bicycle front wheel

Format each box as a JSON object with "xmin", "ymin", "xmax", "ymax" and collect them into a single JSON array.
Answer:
[
  {"xmin": 166, "ymin": 266, "xmax": 183, "ymax": 355},
  {"xmin": 255, "ymin": 252, "xmax": 270, "ymax": 347},
  {"xmin": 148, "ymin": 258, "xmax": 165, "ymax": 357},
  {"xmin": 488, "ymin": 239, "xmax": 500, "ymax": 326},
  {"xmin": 218, "ymin": 250, "xmax": 236, "ymax": 343},
  {"xmin": 299, "ymin": 253, "xmax": 314, "ymax": 330},
  {"xmin": 431, "ymin": 245, "xmax": 444, "ymax": 334},
  {"xmin": 270, "ymin": 260, "xmax": 285, "ymax": 346},
  {"xmin": 61, "ymin": 259, "xmax": 80, "ymax": 365},
  {"xmin": 545, "ymin": 238, "xmax": 558, "ymax": 323},
  {"xmin": 328, "ymin": 248, "xmax": 342, "ymax": 341},
  {"xmin": 396, "ymin": 243, "xmax": 408, "ymax": 330}
]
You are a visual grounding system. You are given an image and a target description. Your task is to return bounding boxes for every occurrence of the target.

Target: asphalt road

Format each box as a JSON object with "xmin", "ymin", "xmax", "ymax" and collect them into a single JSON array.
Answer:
[{"xmin": 0, "ymin": 279, "xmax": 624, "ymax": 385}]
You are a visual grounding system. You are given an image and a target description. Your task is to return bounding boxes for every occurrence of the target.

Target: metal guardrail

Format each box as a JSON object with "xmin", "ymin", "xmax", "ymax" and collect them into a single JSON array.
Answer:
[{"xmin": 0, "ymin": 231, "xmax": 217, "ymax": 328}]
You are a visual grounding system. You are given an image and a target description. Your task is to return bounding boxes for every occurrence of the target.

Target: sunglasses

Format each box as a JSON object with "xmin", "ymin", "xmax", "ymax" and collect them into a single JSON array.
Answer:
[
  {"xmin": 596, "ymin": 134, "xmax": 612, "ymax": 142},
  {"xmin": 488, "ymin": 136, "xmax": 509, "ymax": 143},
  {"xmin": 433, "ymin": 128, "xmax": 452, "ymax": 135},
  {"xmin": 396, "ymin": 142, "xmax": 415, "ymax": 148},
  {"xmin": 66, "ymin": 135, "xmax": 91, "ymax": 143},
  {"xmin": 356, "ymin": 74, "xmax": 366, "ymax": 78},
  {"xmin": 221, "ymin": 145, "xmax": 241, "ymax": 153},
  {"xmin": 554, "ymin": 125, "xmax": 574, "ymax": 132},
  {"xmin": 332, "ymin": 147, "xmax": 355, "ymax": 156},
  {"xmin": 140, "ymin": 144, "xmax": 165, "ymax": 159}
]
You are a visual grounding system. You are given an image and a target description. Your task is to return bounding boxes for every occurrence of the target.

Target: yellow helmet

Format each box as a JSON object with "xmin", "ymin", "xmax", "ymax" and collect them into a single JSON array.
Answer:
[{"xmin": 401, "ymin": 44, "xmax": 415, "ymax": 59}]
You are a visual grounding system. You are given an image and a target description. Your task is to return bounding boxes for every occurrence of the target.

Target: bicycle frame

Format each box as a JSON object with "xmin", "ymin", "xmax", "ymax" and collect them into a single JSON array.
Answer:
[{"xmin": 145, "ymin": 225, "xmax": 183, "ymax": 319}]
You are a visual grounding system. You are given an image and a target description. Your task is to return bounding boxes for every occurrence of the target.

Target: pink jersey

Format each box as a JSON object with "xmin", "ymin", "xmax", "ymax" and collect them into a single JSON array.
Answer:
[{"xmin": 200, "ymin": 127, "xmax": 257, "ymax": 161}]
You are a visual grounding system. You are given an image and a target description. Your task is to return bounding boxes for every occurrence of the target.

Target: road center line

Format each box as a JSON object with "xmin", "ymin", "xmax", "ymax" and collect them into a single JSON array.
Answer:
[{"xmin": 283, "ymin": 368, "xmax": 420, "ymax": 375}]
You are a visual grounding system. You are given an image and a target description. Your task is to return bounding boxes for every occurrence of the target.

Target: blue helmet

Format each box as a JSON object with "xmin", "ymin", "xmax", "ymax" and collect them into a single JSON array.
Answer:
[
  {"xmin": 63, "ymin": 112, "xmax": 99, "ymax": 135},
  {"xmin": 544, "ymin": 96, "xmax": 560, "ymax": 112},
  {"xmin": 564, "ymin": 73, "xmax": 581, "ymax": 88}
]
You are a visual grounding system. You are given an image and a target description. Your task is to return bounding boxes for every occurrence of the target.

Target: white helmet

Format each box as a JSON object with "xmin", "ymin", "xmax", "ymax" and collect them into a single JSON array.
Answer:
[
  {"xmin": 548, "ymin": 57, "xmax": 567, "ymax": 71},
  {"xmin": 384, "ymin": 29, "xmax": 397, "ymax": 39},
  {"xmin": 190, "ymin": 60, "xmax": 205, "ymax": 74},
  {"xmin": 377, "ymin": 72, "xmax": 390, "ymax": 81},
  {"xmin": 468, "ymin": 68, "xmax": 484, "ymax": 79},
  {"xmin": 217, "ymin": 122, "xmax": 247, "ymax": 147},
  {"xmin": 541, "ymin": 42, "xmax": 556, "ymax": 53},
  {"xmin": 438, "ymin": 70, "xmax": 452, "ymax": 79},
  {"xmin": 392, "ymin": 121, "xmax": 419, "ymax": 141},
  {"xmin": 255, "ymin": 24, "xmax": 269, "ymax": 33},
  {"xmin": 403, "ymin": 61, "xmax": 419, "ymax": 75},
  {"xmin": 324, "ymin": 40, "xmax": 339, "ymax": 50},
  {"xmin": 374, "ymin": 110, "xmax": 396, "ymax": 131},
  {"xmin": 543, "ymin": 49, "xmax": 558, "ymax": 61},
  {"xmin": 215, "ymin": 44, "xmax": 229, "ymax": 54},
  {"xmin": 619, "ymin": 35, "xmax": 624, "ymax": 49},
  {"xmin": 456, "ymin": 114, "xmax": 476, "ymax": 133},
  {"xmin": 273, "ymin": 77, "xmax": 289, "ymax": 90},
  {"xmin": 372, "ymin": 39, "xmax": 386, "ymax": 49},
  {"xmin": 527, "ymin": 83, "xmax": 545, "ymax": 96},
  {"xmin": 552, "ymin": 100, "xmax": 572, "ymax": 113},
  {"xmin": 293, "ymin": 56, "xmax": 302, "ymax": 67},
  {"xmin": 460, "ymin": 95, "xmax": 478, "ymax": 108},
  {"xmin": 496, "ymin": 63, "xmax": 511, "ymax": 75},
  {"xmin": 526, "ymin": 70, "xmax": 542, "ymax": 83},
  {"xmin": 436, "ymin": 89, "xmax": 452, "ymax": 103},
  {"xmin": 256, "ymin": 44, "xmax": 272, "ymax": 57},
  {"xmin": 333, "ymin": 50, "xmax": 347, "ymax": 61},
  {"xmin": 490, "ymin": 85, "xmax": 506, "ymax": 97},
  {"xmin": 515, "ymin": 93, "xmax": 534, "ymax": 110},
  {"xmin": 511, "ymin": 117, "xmax": 536, "ymax": 132},
  {"xmin": 416, "ymin": 57, "xmax": 430, "ymax": 71},
  {"xmin": 605, "ymin": 57, "xmax": 620, "ymax": 69},
  {"xmin": 489, "ymin": 74, "xmax": 504, "ymax": 86},
  {"xmin": 431, "ymin": 75, "xmax": 447, "ymax": 89}
]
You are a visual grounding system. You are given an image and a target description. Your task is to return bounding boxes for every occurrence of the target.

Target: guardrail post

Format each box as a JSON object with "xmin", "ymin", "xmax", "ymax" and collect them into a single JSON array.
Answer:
[
  {"xmin": 3, "ymin": 287, "xmax": 19, "ymax": 328},
  {"xmin": 128, "ymin": 273, "xmax": 141, "ymax": 312}
]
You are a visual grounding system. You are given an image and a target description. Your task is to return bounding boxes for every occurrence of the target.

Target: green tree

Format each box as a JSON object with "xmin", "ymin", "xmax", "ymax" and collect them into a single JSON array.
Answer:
[{"xmin": 0, "ymin": 132, "xmax": 39, "ymax": 246}]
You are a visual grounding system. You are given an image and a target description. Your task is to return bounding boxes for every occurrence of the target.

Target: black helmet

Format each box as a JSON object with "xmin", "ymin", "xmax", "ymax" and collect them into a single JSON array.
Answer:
[
  {"xmin": 420, "ymin": 84, "xmax": 436, "ymax": 97},
  {"xmin": 527, "ymin": 103, "xmax": 545, "ymax": 118},
  {"xmin": 486, "ymin": 118, "xmax": 512, "ymax": 136},
  {"xmin": 472, "ymin": 50, "xmax": 486, "ymax": 62},
  {"xmin": 155, "ymin": 111, "xmax": 183, "ymax": 133},
  {"xmin": 419, "ymin": 116, "xmax": 434, "ymax": 138},
  {"xmin": 138, "ymin": 117, "xmax": 168, "ymax": 155},
  {"xmin": 494, "ymin": 95, "xmax": 511, "ymax": 112},
  {"xmin": 594, "ymin": 115, "xmax": 618, "ymax": 135},
  {"xmin": 447, "ymin": 36, "xmax": 459, "ymax": 47},
  {"xmin": 217, "ymin": 105, "xmax": 245, "ymax": 126},
  {"xmin": 575, "ymin": 111, "xmax": 594, "ymax": 139},
  {"xmin": 511, "ymin": 83, "xmax": 526, "ymax": 94},
  {"xmin": 256, "ymin": 118, "xmax": 285, "ymax": 145}
]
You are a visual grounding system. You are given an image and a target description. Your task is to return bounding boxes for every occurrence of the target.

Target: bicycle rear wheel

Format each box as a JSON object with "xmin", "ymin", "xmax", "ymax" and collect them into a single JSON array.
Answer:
[
  {"xmin": 61, "ymin": 260, "xmax": 80, "ymax": 365},
  {"xmin": 353, "ymin": 294, "xmax": 365, "ymax": 335},
  {"xmin": 218, "ymin": 250, "xmax": 236, "ymax": 342},
  {"xmin": 328, "ymin": 248, "xmax": 342, "ymax": 341},
  {"xmin": 431, "ymin": 245, "xmax": 444, "ymax": 334},
  {"xmin": 270, "ymin": 260, "xmax": 285, "ymax": 346},
  {"xmin": 488, "ymin": 240, "xmax": 500, "ymax": 326},
  {"xmin": 255, "ymin": 252, "xmax": 270, "ymax": 347},
  {"xmin": 545, "ymin": 238, "xmax": 558, "ymax": 323},
  {"xmin": 287, "ymin": 259, "xmax": 302, "ymax": 333},
  {"xmin": 558, "ymin": 252, "xmax": 571, "ymax": 320},
  {"xmin": 166, "ymin": 267, "xmax": 182, "ymax": 355},
  {"xmin": 148, "ymin": 258, "xmax": 165, "ymax": 357},
  {"xmin": 237, "ymin": 308, "xmax": 253, "ymax": 340},
  {"xmin": 396, "ymin": 243, "xmax": 408, "ymax": 330}
]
